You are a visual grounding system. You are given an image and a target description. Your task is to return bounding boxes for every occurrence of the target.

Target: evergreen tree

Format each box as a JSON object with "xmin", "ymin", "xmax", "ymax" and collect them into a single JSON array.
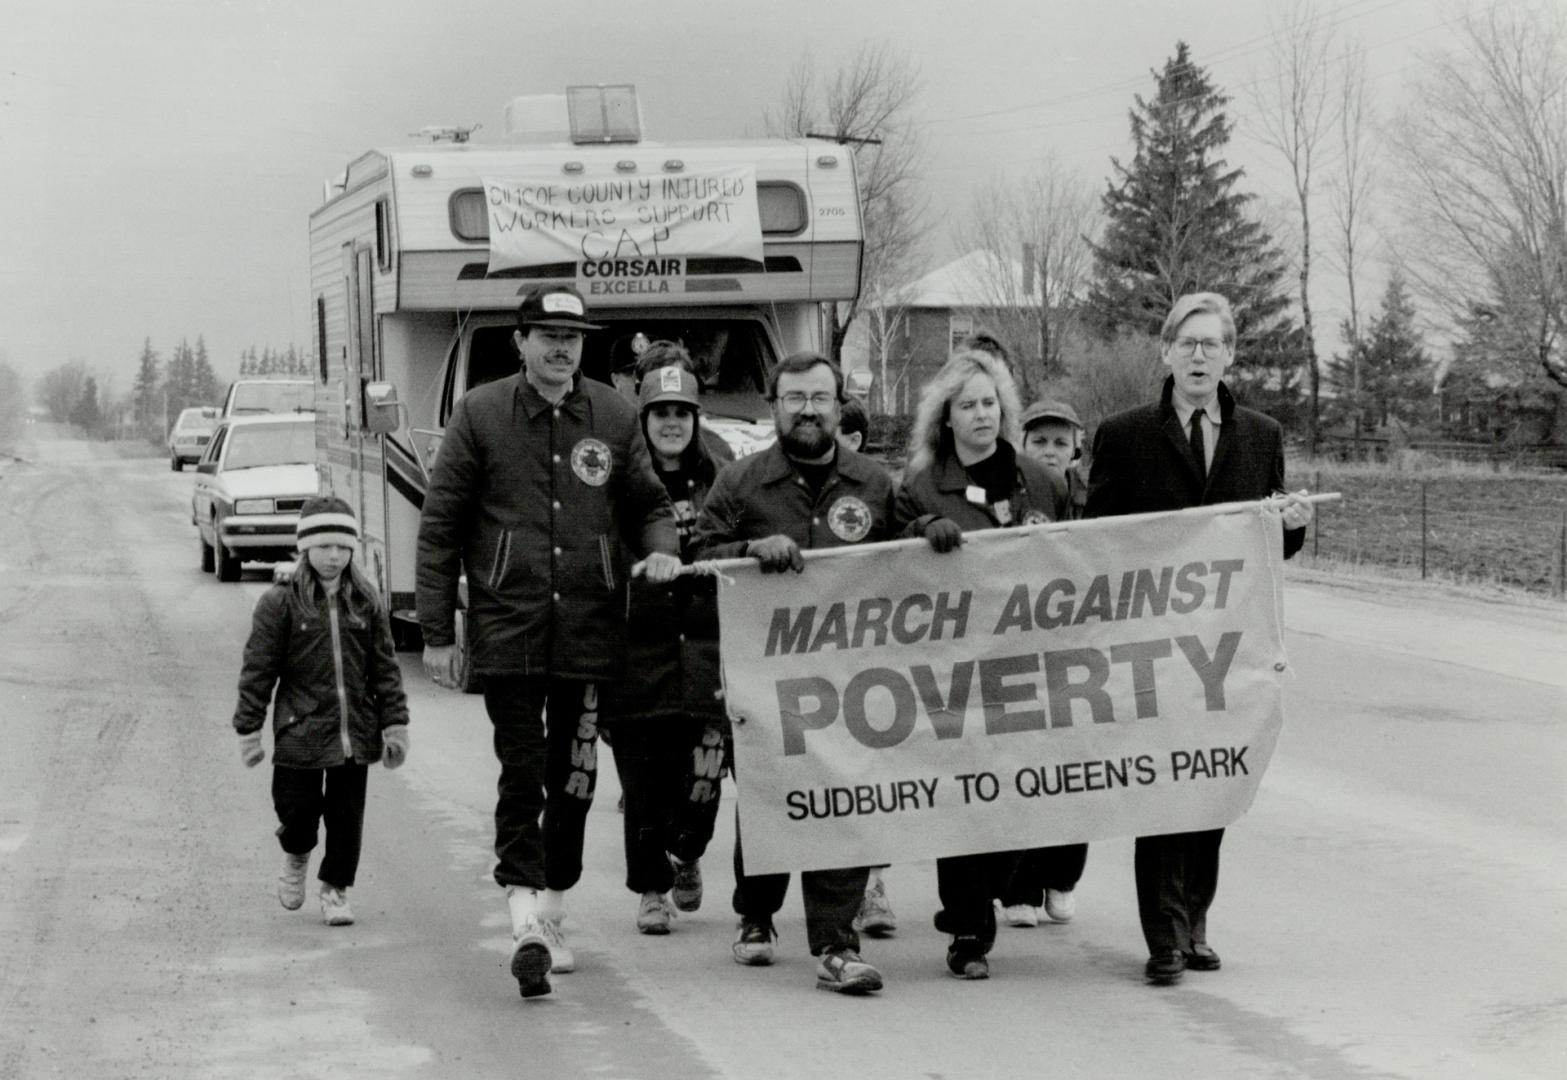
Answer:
[
  {"xmin": 70, "ymin": 375, "xmax": 103, "ymax": 437},
  {"xmin": 284, "ymin": 343, "xmax": 302, "ymax": 377},
  {"xmin": 192, "ymin": 336, "xmax": 219, "ymax": 404},
  {"xmin": 165, "ymin": 339, "xmax": 195, "ymax": 421},
  {"xmin": 1084, "ymin": 42, "xmax": 1301, "ymax": 420},
  {"xmin": 132, "ymin": 338, "xmax": 161, "ymax": 441},
  {"xmin": 1328, "ymin": 273, "xmax": 1431, "ymax": 428}
]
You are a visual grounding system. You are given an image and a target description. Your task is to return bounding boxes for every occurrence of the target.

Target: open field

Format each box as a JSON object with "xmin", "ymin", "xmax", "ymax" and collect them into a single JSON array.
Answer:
[{"xmin": 1297, "ymin": 464, "xmax": 1567, "ymax": 597}]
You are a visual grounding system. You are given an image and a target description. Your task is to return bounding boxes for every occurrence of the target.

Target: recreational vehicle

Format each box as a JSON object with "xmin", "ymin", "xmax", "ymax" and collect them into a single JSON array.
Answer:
[{"xmin": 309, "ymin": 87, "xmax": 864, "ymax": 661}]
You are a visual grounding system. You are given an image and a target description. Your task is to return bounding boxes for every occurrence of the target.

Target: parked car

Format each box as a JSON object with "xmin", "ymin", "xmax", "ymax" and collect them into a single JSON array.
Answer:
[
  {"xmin": 221, "ymin": 378, "xmax": 316, "ymax": 417},
  {"xmin": 166, "ymin": 406, "xmax": 220, "ymax": 470},
  {"xmin": 192, "ymin": 415, "xmax": 319, "ymax": 581}
]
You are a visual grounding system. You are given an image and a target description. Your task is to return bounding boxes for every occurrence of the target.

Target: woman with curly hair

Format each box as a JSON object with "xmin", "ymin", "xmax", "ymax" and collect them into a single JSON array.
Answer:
[{"xmin": 894, "ymin": 348, "xmax": 1070, "ymax": 980}]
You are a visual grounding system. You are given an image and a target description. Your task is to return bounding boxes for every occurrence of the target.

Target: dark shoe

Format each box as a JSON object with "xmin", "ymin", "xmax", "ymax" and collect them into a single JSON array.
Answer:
[
  {"xmin": 946, "ymin": 937, "xmax": 991, "ymax": 980},
  {"xmin": 816, "ymin": 948, "xmax": 883, "ymax": 994},
  {"xmin": 1144, "ymin": 951, "xmax": 1186, "ymax": 985},
  {"xmin": 1184, "ymin": 943, "xmax": 1221, "ymax": 971},
  {"xmin": 732, "ymin": 918, "xmax": 776, "ymax": 966},
  {"xmin": 668, "ymin": 852, "xmax": 703, "ymax": 912}
]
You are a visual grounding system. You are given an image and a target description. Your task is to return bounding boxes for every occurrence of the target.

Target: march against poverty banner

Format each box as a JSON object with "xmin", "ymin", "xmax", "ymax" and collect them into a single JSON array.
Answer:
[
  {"xmin": 715, "ymin": 503, "xmax": 1291, "ymax": 876},
  {"xmin": 481, "ymin": 166, "xmax": 765, "ymax": 276}
]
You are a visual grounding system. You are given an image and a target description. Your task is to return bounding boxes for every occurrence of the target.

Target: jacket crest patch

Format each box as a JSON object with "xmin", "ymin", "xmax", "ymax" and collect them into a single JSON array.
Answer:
[
  {"xmin": 571, "ymin": 439, "xmax": 612, "ymax": 486},
  {"xmin": 827, "ymin": 496, "xmax": 872, "ymax": 542}
]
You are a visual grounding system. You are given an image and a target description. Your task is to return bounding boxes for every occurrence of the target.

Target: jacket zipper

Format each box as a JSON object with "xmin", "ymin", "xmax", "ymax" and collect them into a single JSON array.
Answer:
[
  {"xmin": 598, "ymin": 535, "xmax": 615, "ymax": 590},
  {"xmin": 328, "ymin": 596, "xmax": 352, "ymax": 760},
  {"xmin": 487, "ymin": 530, "xmax": 511, "ymax": 590}
]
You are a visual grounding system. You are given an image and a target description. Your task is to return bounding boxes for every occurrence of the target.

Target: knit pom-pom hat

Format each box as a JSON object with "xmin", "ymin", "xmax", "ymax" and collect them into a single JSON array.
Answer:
[{"xmin": 296, "ymin": 495, "xmax": 360, "ymax": 551}]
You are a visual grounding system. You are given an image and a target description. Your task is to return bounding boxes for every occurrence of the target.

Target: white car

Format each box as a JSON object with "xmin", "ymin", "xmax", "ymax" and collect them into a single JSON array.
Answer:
[
  {"xmin": 192, "ymin": 415, "xmax": 319, "ymax": 581},
  {"xmin": 167, "ymin": 406, "xmax": 220, "ymax": 470}
]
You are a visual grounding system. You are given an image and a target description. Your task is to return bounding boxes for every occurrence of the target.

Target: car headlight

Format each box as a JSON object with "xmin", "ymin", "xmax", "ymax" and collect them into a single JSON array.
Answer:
[{"xmin": 233, "ymin": 499, "xmax": 273, "ymax": 514}]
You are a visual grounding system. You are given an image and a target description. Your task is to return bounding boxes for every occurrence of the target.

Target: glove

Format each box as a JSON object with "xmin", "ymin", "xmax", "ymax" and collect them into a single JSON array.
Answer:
[
  {"xmin": 746, "ymin": 534, "xmax": 804, "ymax": 573},
  {"xmin": 382, "ymin": 725, "xmax": 409, "ymax": 770},
  {"xmin": 924, "ymin": 517, "xmax": 964, "ymax": 553},
  {"xmin": 238, "ymin": 732, "xmax": 265, "ymax": 768}
]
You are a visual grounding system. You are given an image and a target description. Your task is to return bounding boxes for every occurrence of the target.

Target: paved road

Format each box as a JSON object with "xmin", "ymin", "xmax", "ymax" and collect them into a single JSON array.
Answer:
[{"xmin": 1, "ymin": 437, "xmax": 1563, "ymax": 1079}]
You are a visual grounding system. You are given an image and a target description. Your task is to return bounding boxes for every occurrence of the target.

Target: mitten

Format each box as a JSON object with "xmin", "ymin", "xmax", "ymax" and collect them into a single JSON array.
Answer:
[
  {"xmin": 382, "ymin": 725, "xmax": 409, "ymax": 770},
  {"xmin": 923, "ymin": 517, "xmax": 964, "ymax": 553},
  {"xmin": 238, "ymin": 732, "xmax": 265, "ymax": 768}
]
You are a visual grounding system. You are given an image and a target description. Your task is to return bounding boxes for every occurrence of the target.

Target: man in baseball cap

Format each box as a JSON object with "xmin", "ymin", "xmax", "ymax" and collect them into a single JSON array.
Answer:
[{"xmin": 515, "ymin": 284, "xmax": 603, "ymax": 332}]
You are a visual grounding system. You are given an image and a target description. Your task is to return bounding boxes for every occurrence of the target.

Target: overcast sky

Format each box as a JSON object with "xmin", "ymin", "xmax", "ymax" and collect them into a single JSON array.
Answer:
[{"xmin": 0, "ymin": 0, "xmax": 1503, "ymax": 393}]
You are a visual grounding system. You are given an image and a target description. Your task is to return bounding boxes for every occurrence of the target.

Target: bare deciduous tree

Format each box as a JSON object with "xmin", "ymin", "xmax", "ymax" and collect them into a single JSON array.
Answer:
[
  {"xmin": 1252, "ymin": 0, "xmax": 1333, "ymax": 451},
  {"xmin": 1389, "ymin": 5, "xmax": 1567, "ymax": 388},
  {"xmin": 953, "ymin": 161, "xmax": 1100, "ymax": 402},
  {"xmin": 765, "ymin": 42, "xmax": 926, "ymax": 365},
  {"xmin": 1327, "ymin": 37, "xmax": 1377, "ymax": 444}
]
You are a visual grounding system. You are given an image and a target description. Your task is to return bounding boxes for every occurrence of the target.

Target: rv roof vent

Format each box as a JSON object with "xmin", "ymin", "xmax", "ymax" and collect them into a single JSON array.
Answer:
[{"xmin": 566, "ymin": 84, "xmax": 642, "ymax": 145}]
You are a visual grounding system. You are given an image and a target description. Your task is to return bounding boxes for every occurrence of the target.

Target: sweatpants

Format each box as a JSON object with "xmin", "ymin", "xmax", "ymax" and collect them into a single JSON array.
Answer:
[
  {"xmin": 609, "ymin": 716, "xmax": 726, "ymax": 894},
  {"xmin": 998, "ymin": 843, "xmax": 1089, "ymax": 907},
  {"xmin": 481, "ymin": 675, "xmax": 602, "ymax": 892},
  {"xmin": 272, "ymin": 762, "xmax": 369, "ymax": 889}
]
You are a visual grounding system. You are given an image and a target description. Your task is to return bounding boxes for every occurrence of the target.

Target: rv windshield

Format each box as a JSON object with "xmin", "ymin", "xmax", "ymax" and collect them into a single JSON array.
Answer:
[
  {"xmin": 229, "ymin": 382, "xmax": 315, "ymax": 416},
  {"xmin": 223, "ymin": 422, "xmax": 316, "ymax": 470}
]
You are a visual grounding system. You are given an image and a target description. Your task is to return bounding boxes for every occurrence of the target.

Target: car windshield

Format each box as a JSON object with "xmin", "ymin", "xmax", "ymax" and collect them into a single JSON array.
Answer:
[
  {"xmin": 230, "ymin": 383, "xmax": 314, "ymax": 415},
  {"xmin": 222, "ymin": 423, "xmax": 315, "ymax": 470},
  {"xmin": 177, "ymin": 411, "xmax": 218, "ymax": 434}
]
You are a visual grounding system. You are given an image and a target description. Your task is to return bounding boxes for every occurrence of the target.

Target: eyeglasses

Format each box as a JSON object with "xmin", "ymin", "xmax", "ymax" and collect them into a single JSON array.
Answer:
[
  {"xmin": 776, "ymin": 391, "xmax": 837, "ymax": 411},
  {"xmin": 1171, "ymin": 337, "xmax": 1229, "ymax": 359}
]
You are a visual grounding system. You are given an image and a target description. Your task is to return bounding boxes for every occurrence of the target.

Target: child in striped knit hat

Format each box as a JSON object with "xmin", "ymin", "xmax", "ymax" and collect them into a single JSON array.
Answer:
[{"xmin": 232, "ymin": 495, "xmax": 409, "ymax": 926}]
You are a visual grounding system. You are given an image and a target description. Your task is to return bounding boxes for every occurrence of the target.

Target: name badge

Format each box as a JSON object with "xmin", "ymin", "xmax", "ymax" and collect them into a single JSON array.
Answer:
[{"xmin": 965, "ymin": 485, "xmax": 987, "ymax": 506}]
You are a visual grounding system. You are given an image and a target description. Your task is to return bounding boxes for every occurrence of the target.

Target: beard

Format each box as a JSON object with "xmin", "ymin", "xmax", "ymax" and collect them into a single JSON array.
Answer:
[{"xmin": 779, "ymin": 417, "xmax": 834, "ymax": 459}]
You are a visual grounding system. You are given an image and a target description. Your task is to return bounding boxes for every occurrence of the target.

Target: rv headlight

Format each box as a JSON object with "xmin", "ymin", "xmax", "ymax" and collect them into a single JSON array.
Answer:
[{"xmin": 234, "ymin": 499, "xmax": 273, "ymax": 515}]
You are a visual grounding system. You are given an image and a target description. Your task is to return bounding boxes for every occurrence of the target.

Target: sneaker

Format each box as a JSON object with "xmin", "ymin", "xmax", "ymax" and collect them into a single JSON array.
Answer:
[
  {"xmin": 539, "ymin": 914, "xmax": 574, "ymax": 973},
  {"xmin": 816, "ymin": 948, "xmax": 883, "ymax": 994},
  {"xmin": 1045, "ymin": 888, "xmax": 1076, "ymax": 923},
  {"xmin": 510, "ymin": 918, "xmax": 552, "ymax": 999},
  {"xmin": 732, "ymin": 918, "xmax": 776, "ymax": 966},
  {"xmin": 946, "ymin": 937, "xmax": 991, "ymax": 980},
  {"xmin": 319, "ymin": 884, "xmax": 354, "ymax": 926},
  {"xmin": 854, "ymin": 877, "xmax": 897, "ymax": 938},
  {"xmin": 278, "ymin": 852, "xmax": 309, "ymax": 911},
  {"xmin": 636, "ymin": 891, "xmax": 675, "ymax": 935},
  {"xmin": 668, "ymin": 853, "xmax": 703, "ymax": 912},
  {"xmin": 1001, "ymin": 902, "xmax": 1039, "ymax": 928}
]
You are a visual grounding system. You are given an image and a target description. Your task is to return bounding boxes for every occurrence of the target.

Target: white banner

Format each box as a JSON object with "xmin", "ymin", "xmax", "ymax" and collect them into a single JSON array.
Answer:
[
  {"xmin": 716, "ymin": 503, "xmax": 1291, "ymax": 874},
  {"xmin": 482, "ymin": 166, "xmax": 764, "ymax": 274}
]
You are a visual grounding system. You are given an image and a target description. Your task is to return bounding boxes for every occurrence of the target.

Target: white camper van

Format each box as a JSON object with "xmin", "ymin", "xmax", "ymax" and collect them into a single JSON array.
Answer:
[{"xmin": 309, "ymin": 87, "xmax": 863, "ymax": 651}]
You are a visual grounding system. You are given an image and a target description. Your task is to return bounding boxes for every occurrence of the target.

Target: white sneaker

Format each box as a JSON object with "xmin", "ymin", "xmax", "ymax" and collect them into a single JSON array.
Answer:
[
  {"xmin": 510, "ymin": 917, "xmax": 552, "ymax": 999},
  {"xmin": 854, "ymin": 876, "xmax": 897, "ymax": 937},
  {"xmin": 636, "ymin": 891, "xmax": 675, "ymax": 935},
  {"xmin": 278, "ymin": 852, "xmax": 309, "ymax": 911},
  {"xmin": 1001, "ymin": 902, "xmax": 1039, "ymax": 928},
  {"xmin": 319, "ymin": 884, "xmax": 354, "ymax": 926},
  {"xmin": 539, "ymin": 914, "xmax": 574, "ymax": 973},
  {"xmin": 1045, "ymin": 888, "xmax": 1076, "ymax": 923}
]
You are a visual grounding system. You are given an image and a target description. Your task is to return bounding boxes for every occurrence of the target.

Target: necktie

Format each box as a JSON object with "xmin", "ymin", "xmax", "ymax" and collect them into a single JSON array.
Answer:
[{"xmin": 1189, "ymin": 411, "xmax": 1206, "ymax": 475}]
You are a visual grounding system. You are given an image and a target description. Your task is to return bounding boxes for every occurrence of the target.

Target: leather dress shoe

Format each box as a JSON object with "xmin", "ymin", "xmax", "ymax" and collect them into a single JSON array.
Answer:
[
  {"xmin": 1184, "ymin": 943, "xmax": 1221, "ymax": 971},
  {"xmin": 1144, "ymin": 950, "xmax": 1186, "ymax": 984}
]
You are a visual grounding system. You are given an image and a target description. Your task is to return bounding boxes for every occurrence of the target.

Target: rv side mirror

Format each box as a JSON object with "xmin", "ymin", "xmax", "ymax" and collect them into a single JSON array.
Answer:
[
  {"xmin": 196, "ymin": 461, "xmax": 217, "ymax": 475},
  {"xmin": 363, "ymin": 381, "xmax": 402, "ymax": 434}
]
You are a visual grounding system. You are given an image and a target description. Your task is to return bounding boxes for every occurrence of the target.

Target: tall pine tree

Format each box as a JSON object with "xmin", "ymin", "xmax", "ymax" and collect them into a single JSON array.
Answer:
[
  {"xmin": 192, "ymin": 336, "xmax": 219, "ymax": 405},
  {"xmin": 1084, "ymin": 42, "xmax": 1302, "ymax": 420},
  {"xmin": 1328, "ymin": 273, "xmax": 1431, "ymax": 429},
  {"xmin": 132, "ymin": 338, "xmax": 161, "ymax": 441}
]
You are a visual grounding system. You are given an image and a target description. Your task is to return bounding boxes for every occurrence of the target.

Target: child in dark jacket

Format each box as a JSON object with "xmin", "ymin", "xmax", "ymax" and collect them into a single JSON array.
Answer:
[{"xmin": 233, "ymin": 496, "xmax": 410, "ymax": 926}]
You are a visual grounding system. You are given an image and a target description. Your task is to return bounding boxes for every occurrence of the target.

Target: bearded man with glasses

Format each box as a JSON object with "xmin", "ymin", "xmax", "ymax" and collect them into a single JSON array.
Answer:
[
  {"xmin": 1085, "ymin": 291, "xmax": 1314, "ymax": 986},
  {"xmin": 691, "ymin": 350, "xmax": 896, "ymax": 994}
]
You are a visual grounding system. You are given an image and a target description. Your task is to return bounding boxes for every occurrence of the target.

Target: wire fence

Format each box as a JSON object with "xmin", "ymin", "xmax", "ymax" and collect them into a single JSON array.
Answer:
[{"xmin": 1303, "ymin": 469, "xmax": 1567, "ymax": 599}]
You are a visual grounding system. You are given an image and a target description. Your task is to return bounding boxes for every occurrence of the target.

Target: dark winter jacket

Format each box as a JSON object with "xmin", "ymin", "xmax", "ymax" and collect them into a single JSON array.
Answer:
[
  {"xmin": 1085, "ymin": 377, "xmax": 1305, "ymax": 557},
  {"xmin": 692, "ymin": 442, "xmax": 897, "ymax": 560},
  {"xmin": 607, "ymin": 430, "xmax": 733, "ymax": 722},
  {"xmin": 894, "ymin": 437, "xmax": 1070, "ymax": 536},
  {"xmin": 233, "ymin": 586, "xmax": 409, "ymax": 768},
  {"xmin": 415, "ymin": 374, "xmax": 678, "ymax": 679}
]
